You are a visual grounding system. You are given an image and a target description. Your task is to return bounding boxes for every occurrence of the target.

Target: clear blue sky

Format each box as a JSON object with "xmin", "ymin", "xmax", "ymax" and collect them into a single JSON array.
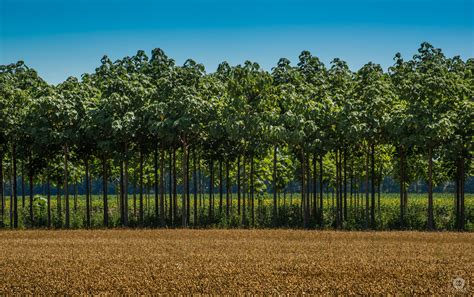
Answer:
[{"xmin": 1, "ymin": 0, "xmax": 473, "ymax": 84}]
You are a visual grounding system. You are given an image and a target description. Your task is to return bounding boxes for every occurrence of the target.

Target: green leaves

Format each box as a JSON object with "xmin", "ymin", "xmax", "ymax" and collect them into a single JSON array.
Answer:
[{"xmin": 1, "ymin": 43, "xmax": 471, "ymax": 205}]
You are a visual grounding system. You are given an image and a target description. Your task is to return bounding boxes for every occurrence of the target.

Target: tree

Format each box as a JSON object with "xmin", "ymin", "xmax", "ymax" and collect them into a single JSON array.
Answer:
[
  {"xmin": 409, "ymin": 43, "xmax": 458, "ymax": 230},
  {"xmin": 353, "ymin": 62, "xmax": 394, "ymax": 229}
]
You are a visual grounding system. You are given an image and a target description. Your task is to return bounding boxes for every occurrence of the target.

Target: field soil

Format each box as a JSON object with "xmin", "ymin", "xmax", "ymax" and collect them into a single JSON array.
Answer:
[{"xmin": 0, "ymin": 229, "xmax": 472, "ymax": 294}]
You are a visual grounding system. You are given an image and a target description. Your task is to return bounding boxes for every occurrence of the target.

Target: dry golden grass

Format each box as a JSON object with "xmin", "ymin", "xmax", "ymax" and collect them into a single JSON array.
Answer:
[{"xmin": 0, "ymin": 229, "xmax": 472, "ymax": 294}]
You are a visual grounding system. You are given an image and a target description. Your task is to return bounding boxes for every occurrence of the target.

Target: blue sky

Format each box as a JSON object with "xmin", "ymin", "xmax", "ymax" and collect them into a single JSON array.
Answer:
[{"xmin": 1, "ymin": 0, "xmax": 473, "ymax": 84}]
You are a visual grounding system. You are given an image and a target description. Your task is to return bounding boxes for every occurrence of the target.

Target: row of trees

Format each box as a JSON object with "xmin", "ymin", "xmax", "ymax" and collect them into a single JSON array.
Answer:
[{"xmin": 0, "ymin": 42, "xmax": 472, "ymax": 230}]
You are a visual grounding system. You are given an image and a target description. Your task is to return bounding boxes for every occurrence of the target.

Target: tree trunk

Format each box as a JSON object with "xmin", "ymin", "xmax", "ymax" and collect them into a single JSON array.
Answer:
[
  {"xmin": 399, "ymin": 147, "xmax": 405, "ymax": 228},
  {"xmin": 312, "ymin": 152, "xmax": 317, "ymax": 222},
  {"xmin": 377, "ymin": 161, "xmax": 382, "ymax": 216},
  {"xmin": 237, "ymin": 156, "xmax": 241, "ymax": 216},
  {"xmin": 21, "ymin": 162, "xmax": 25, "ymax": 209},
  {"xmin": 209, "ymin": 159, "xmax": 214, "ymax": 222},
  {"xmin": 365, "ymin": 147, "xmax": 369, "ymax": 230},
  {"xmin": 172, "ymin": 149, "xmax": 177, "ymax": 223},
  {"xmin": 319, "ymin": 154, "xmax": 324, "ymax": 227},
  {"xmin": 46, "ymin": 171, "xmax": 51, "ymax": 227},
  {"xmin": 250, "ymin": 154, "xmax": 255, "ymax": 226},
  {"xmin": 427, "ymin": 147, "xmax": 434, "ymax": 230},
  {"xmin": 57, "ymin": 178, "xmax": 62, "ymax": 227},
  {"xmin": 370, "ymin": 143, "xmax": 375, "ymax": 229},
  {"xmin": 301, "ymin": 149, "xmax": 307, "ymax": 228},
  {"xmin": 198, "ymin": 156, "xmax": 202, "ymax": 209},
  {"xmin": 139, "ymin": 149, "xmax": 144, "ymax": 226},
  {"xmin": 160, "ymin": 148, "xmax": 165, "ymax": 226},
  {"xmin": 154, "ymin": 144, "xmax": 159, "ymax": 223},
  {"xmin": 273, "ymin": 146, "xmax": 277, "ymax": 225},
  {"xmin": 124, "ymin": 146, "xmax": 129, "ymax": 226},
  {"xmin": 226, "ymin": 159, "xmax": 230, "ymax": 218},
  {"xmin": 219, "ymin": 159, "xmax": 223, "ymax": 214},
  {"xmin": 133, "ymin": 179, "xmax": 137, "ymax": 218},
  {"xmin": 64, "ymin": 144, "xmax": 70, "ymax": 228},
  {"xmin": 120, "ymin": 160, "xmax": 124, "ymax": 225},
  {"xmin": 102, "ymin": 156, "xmax": 108, "ymax": 227},
  {"xmin": 168, "ymin": 150, "xmax": 173, "ymax": 223},
  {"xmin": 455, "ymin": 158, "xmax": 460, "ymax": 230},
  {"xmin": 182, "ymin": 143, "xmax": 188, "ymax": 228},
  {"xmin": 193, "ymin": 150, "xmax": 197, "ymax": 226},
  {"xmin": 29, "ymin": 168, "xmax": 33, "ymax": 224},
  {"xmin": 343, "ymin": 150, "xmax": 347, "ymax": 222},
  {"xmin": 335, "ymin": 150, "xmax": 340, "ymax": 228},
  {"xmin": 306, "ymin": 156, "xmax": 310, "ymax": 223},
  {"xmin": 460, "ymin": 156, "xmax": 465, "ymax": 231},
  {"xmin": 85, "ymin": 158, "xmax": 90, "ymax": 228},
  {"xmin": 186, "ymin": 149, "xmax": 190, "ymax": 224},
  {"xmin": 0, "ymin": 151, "xmax": 3, "ymax": 227},
  {"xmin": 242, "ymin": 156, "xmax": 246, "ymax": 225}
]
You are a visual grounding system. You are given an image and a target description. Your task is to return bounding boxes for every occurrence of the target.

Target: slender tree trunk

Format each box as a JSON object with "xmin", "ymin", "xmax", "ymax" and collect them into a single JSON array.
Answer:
[
  {"xmin": 209, "ymin": 159, "xmax": 214, "ymax": 222},
  {"xmin": 226, "ymin": 159, "xmax": 230, "ymax": 218},
  {"xmin": 0, "ymin": 151, "xmax": 3, "ymax": 227},
  {"xmin": 377, "ymin": 161, "xmax": 382, "ymax": 216},
  {"xmin": 237, "ymin": 156, "xmax": 241, "ymax": 216},
  {"xmin": 370, "ymin": 143, "xmax": 375, "ymax": 229},
  {"xmin": 193, "ymin": 150, "xmax": 197, "ymax": 226},
  {"xmin": 427, "ymin": 146, "xmax": 434, "ymax": 230},
  {"xmin": 319, "ymin": 154, "xmax": 324, "ymax": 227},
  {"xmin": 399, "ymin": 147, "xmax": 405, "ymax": 228},
  {"xmin": 186, "ymin": 149, "xmax": 190, "ymax": 224},
  {"xmin": 168, "ymin": 150, "xmax": 173, "ymax": 223},
  {"xmin": 349, "ymin": 163, "xmax": 354, "ymax": 209},
  {"xmin": 365, "ymin": 147, "xmax": 369, "ymax": 230},
  {"xmin": 29, "ymin": 167, "xmax": 33, "ymax": 224},
  {"xmin": 133, "ymin": 179, "xmax": 137, "ymax": 218},
  {"xmin": 250, "ymin": 154, "xmax": 255, "ymax": 226},
  {"xmin": 339, "ymin": 151, "xmax": 343, "ymax": 226},
  {"xmin": 46, "ymin": 171, "xmax": 51, "ymax": 227},
  {"xmin": 335, "ymin": 150, "xmax": 340, "ymax": 228},
  {"xmin": 273, "ymin": 146, "xmax": 277, "ymax": 225},
  {"xmin": 198, "ymin": 156, "xmax": 202, "ymax": 209},
  {"xmin": 301, "ymin": 149, "xmax": 307, "ymax": 228},
  {"xmin": 102, "ymin": 156, "xmax": 108, "ymax": 227},
  {"xmin": 9, "ymin": 150, "xmax": 14, "ymax": 228},
  {"xmin": 455, "ymin": 158, "xmax": 460, "ymax": 230},
  {"xmin": 343, "ymin": 150, "xmax": 347, "ymax": 222},
  {"xmin": 242, "ymin": 156, "xmax": 246, "ymax": 225},
  {"xmin": 124, "ymin": 146, "xmax": 129, "ymax": 226},
  {"xmin": 21, "ymin": 162, "xmax": 25, "ymax": 209},
  {"xmin": 160, "ymin": 148, "xmax": 165, "ymax": 226},
  {"xmin": 120, "ymin": 160, "xmax": 124, "ymax": 225},
  {"xmin": 154, "ymin": 144, "xmax": 159, "ymax": 224},
  {"xmin": 460, "ymin": 156, "xmax": 465, "ymax": 231},
  {"xmin": 305, "ymin": 154, "xmax": 311, "ymax": 222},
  {"xmin": 313, "ymin": 152, "xmax": 317, "ymax": 222},
  {"xmin": 57, "ymin": 178, "xmax": 62, "ymax": 227},
  {"xmin": 172, "ymin": 149, "xmax": 177, "ymax": 223},
  {"xmin": 85, "ymin": 158, "xmax": 90, "ymax": 228},
  {"xmin": 219, "ymin": 159, "xmax": 223, "ymax": 214},
  {"xmin": 139, "ymin": 149, "xmax": 144, "ymax": 226},
  {"xmin": 182, "ymin": 143, "xmax": 188, "ymax": 228},
  {"xmin": 64, "ymin": 144, "xmax": 70, "ymax": 228}
]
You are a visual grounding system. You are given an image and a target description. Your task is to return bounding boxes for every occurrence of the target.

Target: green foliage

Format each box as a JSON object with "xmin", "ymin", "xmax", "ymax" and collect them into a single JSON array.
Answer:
[{"xmin": 0, "ymin": 43, "xmax": 472, "ymax": 231}]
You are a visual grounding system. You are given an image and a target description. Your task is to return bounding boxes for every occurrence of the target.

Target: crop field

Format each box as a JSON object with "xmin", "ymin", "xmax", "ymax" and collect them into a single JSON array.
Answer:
[{"xmin": 0, "ymin": 229, "xmax": 472, "ymax": 294}]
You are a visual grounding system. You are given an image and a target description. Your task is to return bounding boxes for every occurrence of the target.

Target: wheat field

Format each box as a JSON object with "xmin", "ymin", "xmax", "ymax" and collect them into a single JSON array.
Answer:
[{"xmin": 0, "ymin": 229, "xmax": 472, "ymax": 294}]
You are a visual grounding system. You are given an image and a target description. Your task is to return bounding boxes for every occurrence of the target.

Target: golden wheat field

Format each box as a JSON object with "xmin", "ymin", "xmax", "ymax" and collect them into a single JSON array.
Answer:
[{"xmin": 0, "ymin": 229, "xmax": 472, "ymax": 294}]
